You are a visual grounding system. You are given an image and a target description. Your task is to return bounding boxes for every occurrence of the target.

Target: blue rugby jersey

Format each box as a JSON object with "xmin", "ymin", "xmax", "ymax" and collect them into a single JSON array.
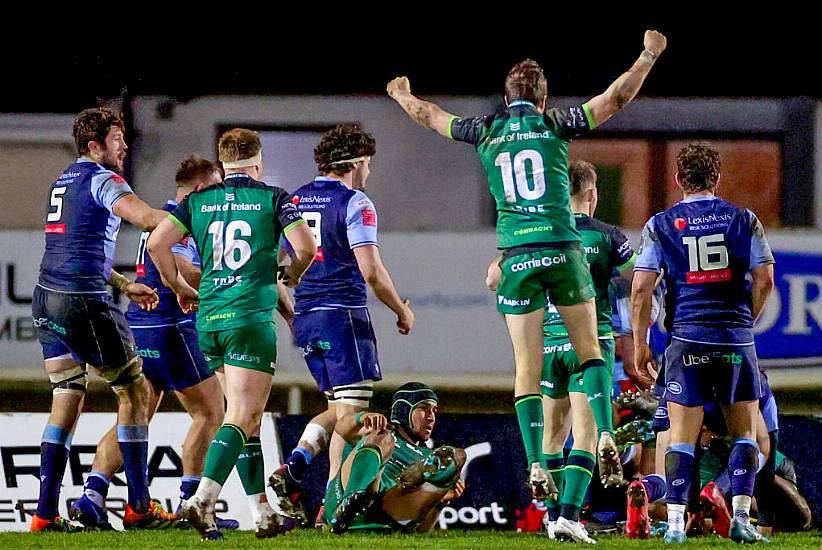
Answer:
[
  {"xmin": 287, "ymin": 177, "xmax": 378, "ymax": 313},
  {"xmin": 635, "ymin": 195, "xmax": 774, "ymax": 345},
  {"xmin": 38, "ymin": 158, "xmax": 134, "ymax": 292},
  {"xmin": 126, "ymin": 200, "xmax": 199, "ymax": 326}
]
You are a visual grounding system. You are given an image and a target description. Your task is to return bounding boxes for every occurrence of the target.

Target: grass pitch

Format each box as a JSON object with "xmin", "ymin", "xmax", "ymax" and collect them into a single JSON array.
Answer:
[{"xmin": 2, "ymin": 529, "xmax": 820, "ymax": 549}]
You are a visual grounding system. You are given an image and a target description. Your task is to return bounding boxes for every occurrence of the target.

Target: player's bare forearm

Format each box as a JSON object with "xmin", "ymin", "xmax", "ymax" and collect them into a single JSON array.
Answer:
[
  {"xmin": 276, "ymin": 280, "xmax": 295, "ymax": 322},
  {"xmin": 586, "ymin": 30, "xmax": 666, "ymax": 127},
  {"xmin": 113, "ymin": 194, "xmax": 168, "ymax": 230},
  {"xmin": 147, "ymin": 220, "xmax": 184, "ymax": 290},
  {"xmin": 417, "ymin": 503, "xmax": 446, "ymax": 533},
  {"xmin": 620, "ymin": 333, "xmax": 642, "ymax": 385},
  {"xmin": 387, "ymin": 76, "xmax": 455, "ymax": 138},
  {"xmin": 175, "ymin": 256, "xmax": 201, "ymax": 289},
  {"xmin": 631, "ymin": 271, "xmax": 657, "ymax": 346},
  {"xmin": 335, "ymin": 411, "xmax": 369, "ymax": 444},
  {"xmin": 750, "ymin": 264, "xmax": 775, "ymax": 321},
  {"xmin": 370, "ymin": 266, "xmax": 407, "ymax": 316},
  {"xmin": 283, "ymin": 223, "xmax": 317, "ymax": 285}
]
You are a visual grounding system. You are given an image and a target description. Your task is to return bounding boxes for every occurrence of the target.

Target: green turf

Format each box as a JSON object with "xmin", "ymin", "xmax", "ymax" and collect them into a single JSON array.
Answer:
[{"xmin": 2, "ymin": 529, "xmax": 820, "ymax": 549}]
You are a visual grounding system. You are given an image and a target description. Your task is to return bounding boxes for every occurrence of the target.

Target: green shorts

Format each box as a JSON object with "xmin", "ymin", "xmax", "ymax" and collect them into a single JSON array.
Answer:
[
  {"xmin": 496, "ymin": 245, "xmax": 595, "ymax": 315},
  {"xmin": 324, "ymin": 442, "xmax": 398, "ymax": 531},
  {"xmin": 540, "ymin": 337, "xmax": 615, "ymax": 398},
  {"xmin": 198, "ymin": 321, "xmax": 277, "ymax": 374}
]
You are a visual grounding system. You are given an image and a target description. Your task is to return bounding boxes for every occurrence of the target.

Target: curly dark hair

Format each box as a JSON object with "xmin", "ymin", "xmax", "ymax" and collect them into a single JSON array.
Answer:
[
  {"xmin": 677, "ymin": 143, "xmax": 721, "ymax": 193},
  {"xmin": 569, "ymin": 160, "xmax": 597, "ymax": 196},
  {"xmin": 505, "ymin": 59, "xmax": 548, "ymax": 105},
  {"xmin": 314, "ymin": 124, "xmax": 376, "ymax": 175},
  {"xmin": 73, "ymin": 108, "xmax": 125, "ymax": 156},
  {"xmin": 218, "ymin": 128, "xmax": 261, "ymax": 164},
  {"xmin": 175, "ymin": 155, "xmax": 219, "ymax": 188}
]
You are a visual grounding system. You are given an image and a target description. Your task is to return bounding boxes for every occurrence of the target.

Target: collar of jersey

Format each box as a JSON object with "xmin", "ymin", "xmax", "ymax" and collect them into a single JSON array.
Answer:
[
  {"xmin": 508, "ymin": 100, "xmax": 536, "ymax": 109},
  {"xmin": 314, "ymin": 176, "xmax": 343, "ymax": 184},
  {"xmin": 680, "ymin": 195, "xmax": 718, "ymax": 204},
  {"xmin": 224, "ymin": 173, "xmax": 247, "ymax": 180},
  {"xmin": 166, "ymin": 199, "xmax": 177, "ymax": 207}
]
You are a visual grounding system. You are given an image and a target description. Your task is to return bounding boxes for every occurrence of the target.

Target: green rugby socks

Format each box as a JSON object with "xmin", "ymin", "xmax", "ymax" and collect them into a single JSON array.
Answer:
[{"xmin": 514, "ymin": 394, "xmax": 546, "ymax": 467}]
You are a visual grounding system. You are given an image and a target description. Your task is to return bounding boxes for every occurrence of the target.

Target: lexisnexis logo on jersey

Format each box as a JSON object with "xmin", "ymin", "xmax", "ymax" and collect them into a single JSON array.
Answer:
[
  {"xmin": 509, "ymin": 254, "xmax": 567, "ymax": 272},
  {"xmin": 684, "ymin": 213, "xmax": 733, "ymax": 231}
]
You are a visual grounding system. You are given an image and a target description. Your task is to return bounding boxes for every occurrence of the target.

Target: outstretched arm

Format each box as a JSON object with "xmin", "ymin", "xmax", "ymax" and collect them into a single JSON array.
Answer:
[
  {"xmin": 113, "ymin": 194, "xmax": 168, "ymax": 231},
  {"xmin": 585, "ymin": 30, "xmax": 667, "ymax": 128},
  {"xmin": 387, "ymin": 77, "xmax": 457, "ymax": 138}
]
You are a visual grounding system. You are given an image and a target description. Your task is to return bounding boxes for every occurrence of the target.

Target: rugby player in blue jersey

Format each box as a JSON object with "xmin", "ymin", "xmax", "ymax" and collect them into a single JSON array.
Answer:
[
  {"xmin": 30, "ymin": 108, "xmax": 176, "ymax": 531},
  {"xmin": 68, "ymin": 156, "xmax": 239, "ymax": 531},
  {"xmin": 269, "ymin": 124, "xmax": 415, "ymax": 526},
  {"xmin": 631, "ymin": 143, "xmax": 775, "ymax": 544}
]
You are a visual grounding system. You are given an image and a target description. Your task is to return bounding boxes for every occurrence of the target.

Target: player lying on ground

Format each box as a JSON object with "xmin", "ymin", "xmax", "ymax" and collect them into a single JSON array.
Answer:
[{"xmin": 324, "ymin": 383, "xmax": 466, "ymax": 534}]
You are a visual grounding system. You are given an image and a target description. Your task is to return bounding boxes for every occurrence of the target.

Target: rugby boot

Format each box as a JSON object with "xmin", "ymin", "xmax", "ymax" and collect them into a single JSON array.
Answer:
[
  {"xmin": 625, "ymin": 480, "xmax": 651, "ymax": 539},
  {"xmin": 699, "ymin": 481, "xmax": 731, "ymax": 537},
  {"xmin": 268, "ymin": 464, "xmax": 309, "ymax": 527},
  {"xmin": 330, "ymin": 490, "xmax": 369, "ymax": 535},
  {"xmin": 123, "ymin": 499, "xmax": 180, "ymax": 530},
  {"xmin": 68, "ymin": 494, "xmax": 114, "ymax": 531},
  {"xmin": 729, "ymin": 518, "xmax": 770, "ymax": 544},
  {"xmin": 30, "ymin": 514, "xmax": 84, "ymax": 533}
]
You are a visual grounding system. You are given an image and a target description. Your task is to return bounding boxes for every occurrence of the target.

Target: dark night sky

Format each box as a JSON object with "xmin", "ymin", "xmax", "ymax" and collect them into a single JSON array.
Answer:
[{"xmin": 2, "ymin": 16, "xmax": 815, "ymax": 113}]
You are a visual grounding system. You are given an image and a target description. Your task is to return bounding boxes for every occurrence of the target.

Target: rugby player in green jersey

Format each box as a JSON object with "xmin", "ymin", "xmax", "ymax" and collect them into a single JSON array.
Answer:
[
  {"xmin": 325, "ymin": 383, "xmax": 467, "ymax": 535},
  {"xmin": 389, "ymin": 30, "xmax": 666, "ymax": 500},
  {"xmin": 147, "ymin": 128, "xmax": 317, "ymax": 540},
  {"xmin": 490, "ymin": 161, "xmax": 636, "ymax": 543}
]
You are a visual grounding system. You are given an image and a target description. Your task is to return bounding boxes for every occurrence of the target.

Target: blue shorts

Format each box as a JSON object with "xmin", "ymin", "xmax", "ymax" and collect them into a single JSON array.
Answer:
[
  {"xmin": 662, "ymin": 338, "xmax": 761, "ymax": 408},
  {"xmin": 131, "ymin": 322, "xmax": 213, "ymax": 392},
  {"xmin": 32, "ymin": 285, "xmax": 137, "ymax": 372},
  {"xmin": 655, "ymin": 370, "xmax": 777, "ymax": 435},
  {"xmin": 294, "ymin": 308, "xmax": 381, "ymax": 394}
]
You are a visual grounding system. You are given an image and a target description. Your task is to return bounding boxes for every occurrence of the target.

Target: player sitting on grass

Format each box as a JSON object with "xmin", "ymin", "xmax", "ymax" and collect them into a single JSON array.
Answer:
[{"xmin": 325, "ymin": 383, "xmax": 466, "ymax": 534}]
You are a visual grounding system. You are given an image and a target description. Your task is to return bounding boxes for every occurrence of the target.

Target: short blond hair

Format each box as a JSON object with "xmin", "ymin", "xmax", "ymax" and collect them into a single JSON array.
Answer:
[{"xmin": 218, "ymin": 128, "xmax": 261, "ymax": 164}]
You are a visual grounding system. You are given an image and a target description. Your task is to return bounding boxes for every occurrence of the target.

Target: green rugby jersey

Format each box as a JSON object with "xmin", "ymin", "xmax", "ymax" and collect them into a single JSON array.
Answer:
[
  {"xmin": 543, "ymin": 214, "xmax": 635, "ymax": 337},
  {"xmin": 450, "ymin": 101, "xmax": 594, "ymax": 249},
  {"xmin": 169, "ymin": 173, "xmax": 304, "ymax": 332},
  {"xmin": 341, "ymin": 432, "xmax": 433, "ymax": 493}
]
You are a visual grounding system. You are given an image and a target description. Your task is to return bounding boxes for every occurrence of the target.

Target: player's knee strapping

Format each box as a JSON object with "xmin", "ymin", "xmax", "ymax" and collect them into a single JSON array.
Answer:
[
  {"xmin": 331, "ymin": 382, "xmax": 374, "ymax": 408},
  {"xmin": 49, "ymin": 364, "xmax": 88, "ymax": 397},
  {"xmin": 107, "ymin": 356, "xmax": 145, "ymax": 394},
  {"xmin": 300, "ymin": 422, "xmax": 330, "ymax": 455}
]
